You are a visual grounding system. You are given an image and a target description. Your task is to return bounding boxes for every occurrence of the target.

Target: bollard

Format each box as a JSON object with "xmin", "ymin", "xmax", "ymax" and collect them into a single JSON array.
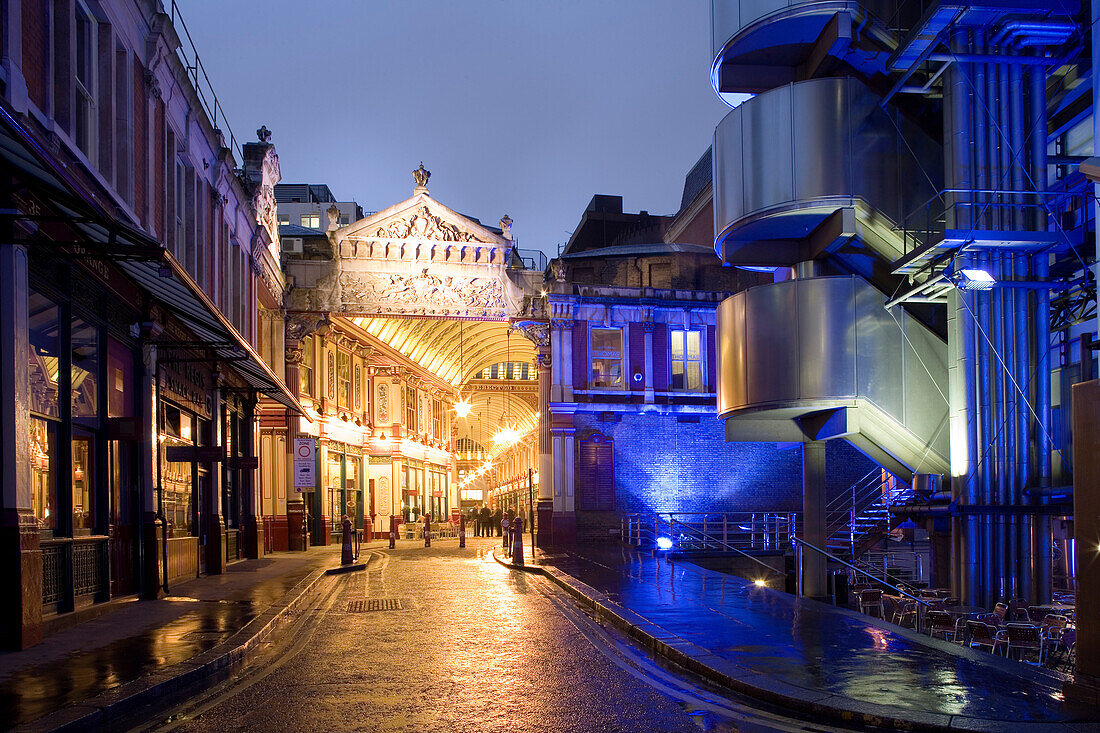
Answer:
[
  {"xmin": 502, "ymin": 513, "xmax": 510, "ymax": 552},
  {"xmin": 341, "ymin": 515, "xmax": 354, "ymax": 565},
  {"xmin": 389, "ymin": 515, "xmax": 397, "ymax": 550},
  {"xmin": 424, "ymin": 513, "xmax": 431, "ymax": 548},
  {"xmin": 512, "ymin": 515, "xmax": 524, "ymax": 566},
  {"xmin": 459, "ymin": 514, "xmax": 466, "ymax": 548}
]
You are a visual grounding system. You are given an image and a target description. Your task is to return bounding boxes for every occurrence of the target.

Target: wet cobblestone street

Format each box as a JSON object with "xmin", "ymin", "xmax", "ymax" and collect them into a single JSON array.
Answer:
[{"xmin": 155, "ymin": 539, "xmax": 719, "ymax": 733}]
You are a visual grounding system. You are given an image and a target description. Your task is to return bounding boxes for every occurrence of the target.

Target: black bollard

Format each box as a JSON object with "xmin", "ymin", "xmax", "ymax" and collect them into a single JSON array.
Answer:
[
  {"xmin": 389, "ymin": 515, "xmax": 397, "ymax": 550},
  {"xmin": 459, "ymin": 514, "xmax": 466, "ymax": 548}
]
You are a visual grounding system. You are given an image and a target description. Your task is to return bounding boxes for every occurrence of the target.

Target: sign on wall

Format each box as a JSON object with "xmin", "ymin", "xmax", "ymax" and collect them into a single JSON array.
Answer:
[{"xmin": 293, "ymin": 438, "xmax": 316, "ymax": 490}]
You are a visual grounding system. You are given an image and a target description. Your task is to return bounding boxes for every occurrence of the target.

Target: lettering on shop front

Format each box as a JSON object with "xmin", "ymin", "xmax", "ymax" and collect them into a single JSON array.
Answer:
[{"xmin": 160, "ymin": 363, "xmax": 212, "ymax": 418}]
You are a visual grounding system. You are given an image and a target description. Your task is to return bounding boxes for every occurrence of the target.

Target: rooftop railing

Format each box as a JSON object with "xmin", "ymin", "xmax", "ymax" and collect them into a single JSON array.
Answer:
[{"xmin": 168, "ymin": 1, "xmax": 243, "ymax": 162}]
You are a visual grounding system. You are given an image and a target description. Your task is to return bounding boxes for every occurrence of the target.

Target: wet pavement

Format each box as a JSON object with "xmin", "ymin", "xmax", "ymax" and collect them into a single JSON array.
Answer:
[
  {"xmin": 146, "ymin": 538, "xmax": 720, "ymax": 733},
  {"xmin": 536, "ymin": 547, "xmax": 1100, "ymax": 730},
  {"xmin": 0, "ymin": 545, "xmax": 344, "ymax": 730}
]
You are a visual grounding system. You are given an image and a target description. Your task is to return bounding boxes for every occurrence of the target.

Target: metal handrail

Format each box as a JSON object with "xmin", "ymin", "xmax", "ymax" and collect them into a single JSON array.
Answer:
[
  {"xmin": 792, "ymin": 536, "xmax": 930, "ymax": 628},
  {"xmin": 672, "ymin": 519, "xmax": 786, "ymax": 577}
]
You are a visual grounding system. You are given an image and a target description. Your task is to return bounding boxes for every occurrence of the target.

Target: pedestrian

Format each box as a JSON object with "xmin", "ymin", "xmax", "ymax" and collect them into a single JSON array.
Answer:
[
  {"xmin": 480, "ymin": 505, "xmax": 491, "ymax": 538},
  {"xmin": 494, "ymin": 507, "xmax": 503, "ymax": 537},
  {"xmin": 501, "ymin": 511, "xmax": 510, "ymax": 552}
]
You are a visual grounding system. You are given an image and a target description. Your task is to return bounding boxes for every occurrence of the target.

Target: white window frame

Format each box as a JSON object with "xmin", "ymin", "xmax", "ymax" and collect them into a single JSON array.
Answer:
[
  {"xmin": 670, "ymin": 328, "xmax": 704, "ymax": 391},
  {"xmin": 73, "ymin": 3, "xmax": 97, "ymax": 162},
  {"xmin": 589, "ymin": 327, "xmax": 625, "ymax": 390}
]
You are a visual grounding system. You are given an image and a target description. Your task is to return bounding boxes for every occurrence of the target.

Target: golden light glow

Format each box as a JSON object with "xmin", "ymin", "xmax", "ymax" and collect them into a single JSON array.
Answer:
[
  {"xmin": 454, "ymin": 399, "xmax": 472, "ymax": 418},
  {"xmin": 754, "ymin": 579, "xmax": 767, "ymax": 587},
  {"xmin": 377, "ymin": 432, "xmax": 390, "ymax": 445}
]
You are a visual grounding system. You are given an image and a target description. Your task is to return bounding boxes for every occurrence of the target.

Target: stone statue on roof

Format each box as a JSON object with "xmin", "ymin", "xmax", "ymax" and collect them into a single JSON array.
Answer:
[{"xmin": 413, "ymin": 162, "xmax": 431, "ymax": 189}]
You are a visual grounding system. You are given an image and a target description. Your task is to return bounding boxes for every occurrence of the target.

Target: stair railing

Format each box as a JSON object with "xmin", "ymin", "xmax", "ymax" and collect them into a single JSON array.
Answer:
[{"xmin": 792, "ymin": 536, "xmax": 930, "ymax": 630}]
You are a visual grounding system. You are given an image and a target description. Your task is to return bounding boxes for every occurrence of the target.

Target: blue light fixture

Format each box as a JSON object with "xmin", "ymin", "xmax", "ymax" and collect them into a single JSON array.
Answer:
[{"xmin": 656, "ymin": 536, "xmax": 674, "ymax": 551}]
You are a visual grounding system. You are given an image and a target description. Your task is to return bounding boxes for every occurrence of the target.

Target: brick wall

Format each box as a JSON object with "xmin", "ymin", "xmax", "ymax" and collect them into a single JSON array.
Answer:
[
  {"xmin": 21, "ymin": 0, "xmax": 48, "ymax": 110},
  {"xmin": 572, "ymin": 411, "xmax": 878, "ymax": 541}
]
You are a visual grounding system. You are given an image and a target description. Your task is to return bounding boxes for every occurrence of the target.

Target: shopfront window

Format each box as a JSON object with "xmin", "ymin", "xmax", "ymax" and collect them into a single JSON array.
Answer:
[
  {"xmin": 32, "ymin": 418, "xmax": 57, "ymax": 530},
  {"xmin": 160, "ymin": 404, "xmax": 194, "ymax": 537},
  {"xmin": 72, "ymin": 431, "xmax": 95, "ymax": 532},
  {"xmin": 328, "ymin": 448, "xmax": 343, "ymax": 529},
  {"xmin": 29, "ymin": 292, "xmax": 60, "ymax": 418},
  {"xmin": 590, "ymin": 328, "xmax": 624, "ymax": 389},
  {"xmin": 71, "ymin": 319, "xmax": 99, "ymax": 422}
]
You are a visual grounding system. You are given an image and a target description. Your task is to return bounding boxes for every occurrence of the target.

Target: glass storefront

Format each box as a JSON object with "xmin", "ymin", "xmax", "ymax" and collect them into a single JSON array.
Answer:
[
  {"xmin": 326, "ymin": 444, "xmax": 363, "ymax": 531},
  {"xmin": 160, "ymin": 403, "xmax": 195, "ymax": 538}
]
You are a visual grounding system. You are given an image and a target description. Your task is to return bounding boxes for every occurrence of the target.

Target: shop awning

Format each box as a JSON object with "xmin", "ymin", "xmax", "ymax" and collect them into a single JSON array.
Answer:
[{"xmin": 0, "ymin": 103, "xmax": 309, "ymax": 418}]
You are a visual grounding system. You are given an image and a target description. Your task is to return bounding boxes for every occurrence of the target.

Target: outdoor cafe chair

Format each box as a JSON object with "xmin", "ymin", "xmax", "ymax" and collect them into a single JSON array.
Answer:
[
  {"xmin": 893, "ymin": 600, "xmax": 918, "ymax": 629},
  {"xmin": 1040, "ymin": 615, "xmax": 1068, "ymax": 652},
  {"xmin": 928, "ymin": 611, "xmax": 962, "ymax": 642},
  {"xmin": 993, "ymin": 602, "xmax": 1008, "ymax": 624},
  {"xmin": 858, "ymin": 589, "xmax": 884, "ymax": 618},
  {"xmin": 881, "ymin": 595, "xmax": 899, "ymax": 625},
  {"xmin": 1004, "ymin": 623, "xmax": 1045, "ymax": 665},
  {"xmin": 966, "ymin": 620, "xmax": 1006, "ymax": 655}
]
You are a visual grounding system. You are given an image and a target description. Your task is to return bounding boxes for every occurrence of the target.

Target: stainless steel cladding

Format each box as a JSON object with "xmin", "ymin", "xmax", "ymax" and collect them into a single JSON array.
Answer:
[
  {"xmin": 711, "ymin": 0, "xmax": 900, "ymax": 68},
  {"xmin": 712, "ymin": 77, "xmax": 942, "ymax": 262},
  {"xmin": 716, "ymin": 276, "xmax": 950, "ymax": 473}
]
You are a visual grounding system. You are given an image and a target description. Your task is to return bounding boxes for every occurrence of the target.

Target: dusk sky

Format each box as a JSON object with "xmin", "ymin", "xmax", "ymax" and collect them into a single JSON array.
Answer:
[{"xmin": 181, "ymin": 0, "xmax": 731, "ymax": 257}]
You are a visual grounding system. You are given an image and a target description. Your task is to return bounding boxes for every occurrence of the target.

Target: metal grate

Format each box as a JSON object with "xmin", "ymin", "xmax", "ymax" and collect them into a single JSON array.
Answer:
[{"xmin": 347, "ymin": 598, "xmax": 407, "ymax": 613}]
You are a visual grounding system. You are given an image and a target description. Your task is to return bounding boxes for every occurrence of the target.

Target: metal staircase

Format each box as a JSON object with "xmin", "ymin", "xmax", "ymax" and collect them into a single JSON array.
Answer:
[{"xmin": 826, "ymin": 468, "xmax": 913, "ymax": 560}]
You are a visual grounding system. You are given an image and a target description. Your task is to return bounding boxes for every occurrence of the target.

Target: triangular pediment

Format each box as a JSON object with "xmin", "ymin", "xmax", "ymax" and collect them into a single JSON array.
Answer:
[{"xmin": 336, "ymin": 193, "xmax": 507, "ymax": 245}]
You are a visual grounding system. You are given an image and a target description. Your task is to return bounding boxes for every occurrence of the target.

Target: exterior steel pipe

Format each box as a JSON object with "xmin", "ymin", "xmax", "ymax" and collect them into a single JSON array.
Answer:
[
  {"xmin": 977, "ymin": 251, "xmax": 995, "ymax": 607},
  {"xmin": 1005, "ymin": 255, "xmax": 1019, "ymax": 600},
  {"xmin": 991, "ymin": 257, "xmax": 1007, "ymax": 603},
  {"xmin": 973, "ymin": 37, "xmax": 989, "ymax": 231},
  {"xmin": 1010, "ymin": 64, "xmax": 1026, "ymax": 232},
  {"xmin": 1015, "ymin": 253, "xmax": 1032, "ymax": 600},
  {"xmin": 959, "ymin": 251, "xmax": 982, "ymax": 606},
  {"xmin": 946, "ymin": 30, "xmax": 973, "ymax": 231},
  {"xmin": 1030, "ymin": 65, "xmax": 1050, "ymax": 604}
]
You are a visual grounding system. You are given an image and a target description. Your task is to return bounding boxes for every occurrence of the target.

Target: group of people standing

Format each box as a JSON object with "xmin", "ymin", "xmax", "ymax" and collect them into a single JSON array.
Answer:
[{"xmin": 468, "ymin": 506, "xmax": 524, "ymax": 540}]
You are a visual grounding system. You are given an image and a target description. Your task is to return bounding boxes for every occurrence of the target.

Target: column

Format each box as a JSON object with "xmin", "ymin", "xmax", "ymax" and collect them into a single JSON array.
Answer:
[
  {"xmin": 139, "ymin": 328, "xmax": 165, "ymax": 599},
  {"xmin": 536, "ymin": 349, "xmax": 553, "ymax": 548},
  {"xmin": 242, "ymin": 398, "xmax": 262, "ymax": 559},
  {"xmin": 0, "ymin": 243, "xmax": 42, "ymax": 648},
  {"xmin": 284, "ymin": 339, "xmax": 307, "ymax": 550},
  {"xmin": 802, "ymin": 441, "xmax": 827, "ymax": 600},
  {"xmin": 205, "ymin": 376, "xmax": 226, "ymax": 574}
]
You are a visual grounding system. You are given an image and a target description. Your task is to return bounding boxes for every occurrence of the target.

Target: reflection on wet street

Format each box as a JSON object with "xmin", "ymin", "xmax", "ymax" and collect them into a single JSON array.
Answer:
[
  {"xmin": 0, "ymin": 554, "xmax": 324, "ymax": 728},
  {"xmin": 155, "ymin": 539, "xmax": 717, "ymax": 733},
  {"xmin": 541, "ymin": 548, "xmax": 1091, "ymax": 724}
]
